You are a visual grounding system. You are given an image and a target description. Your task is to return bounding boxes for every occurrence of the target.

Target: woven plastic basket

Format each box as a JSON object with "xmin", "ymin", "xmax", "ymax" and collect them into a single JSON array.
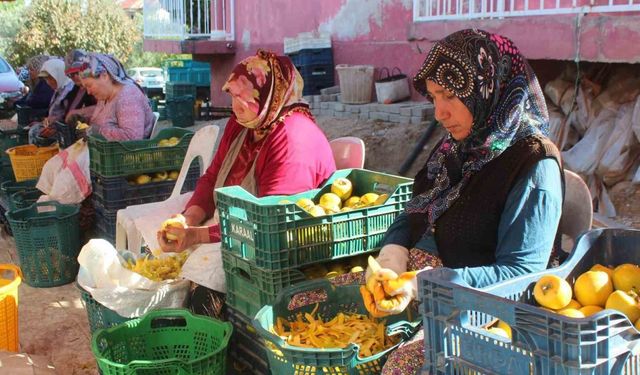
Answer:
[
  {"xmin": 76, "ymin": 283, "xmax": 131, "ymax": 336},
  {"xmin": 5, "ymin": 144, "xmax": 58, "ymax": 182},
  {"xmin": 92, "ymin": 309, "xmax": 232, "ymax": 375},
  {"xmin": 0, "ymin": 264, "xmax": 21, "ymax": 352},
  {"xmin": 7, "ymin": 201, "xmax": 81, "ymax": 287}
]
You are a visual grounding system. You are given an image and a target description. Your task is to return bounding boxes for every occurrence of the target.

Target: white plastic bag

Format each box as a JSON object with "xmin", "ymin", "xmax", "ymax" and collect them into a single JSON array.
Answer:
[
  {"xmin": 596, "ymin": 101, "xmax": 640, "ymax": 186},
  {"xmin": 36, "ymin": 140, "xmax": 91, "ymax": 204},
  {"xmin": 547, "ymin": 107, "xmax": 570, "ymax": 151},
  {"xmin": 77, "ymin": 239, "xmax": 190, "ymax": 318},
  {"xmin": 562, "ymin": 108, "xmax": 617, "ymax": 175}
]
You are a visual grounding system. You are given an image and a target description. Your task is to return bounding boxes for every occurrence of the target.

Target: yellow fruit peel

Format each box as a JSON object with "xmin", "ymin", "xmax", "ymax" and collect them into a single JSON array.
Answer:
[
  {"xmin": 125, "ymin": 252, "xmax": 188, "ymax": 281},
  {"xmin": 271, "ymin": 309, "xmax": 399, "ymax": 357}
]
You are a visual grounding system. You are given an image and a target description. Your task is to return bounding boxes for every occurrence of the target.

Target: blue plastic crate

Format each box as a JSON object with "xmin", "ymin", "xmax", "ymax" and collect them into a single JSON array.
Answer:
[
  {"xmin": 297, "ymin": 63, "xmax": 335, "ymax": 95},
  {"xmin": 288, "ymin": 48, "xmax": 333, "ymax": 67},
  {"xmin": 420, "ymin": 228, "xmax": 640, "ymax": 375},
  {"xmin": 226, "ymin": 306, "xmax": 269, "ymax": 375}
]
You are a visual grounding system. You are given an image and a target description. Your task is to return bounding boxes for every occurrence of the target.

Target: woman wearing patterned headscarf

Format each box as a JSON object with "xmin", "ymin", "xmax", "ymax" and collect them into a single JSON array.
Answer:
[
  {"xmin": 78, "ymin": 52, "xmax": 154, "ymax": 140},
  {"xmin": 360, "ymin": 29, "xmax": 563, "ymax": 374},
  {"xmin": 13, "ymin": 55, "xmax": 55, "ymax": 110},
  {"xmin": 157, "ymin": 50, "xmax": 336, "ymax": 319}
]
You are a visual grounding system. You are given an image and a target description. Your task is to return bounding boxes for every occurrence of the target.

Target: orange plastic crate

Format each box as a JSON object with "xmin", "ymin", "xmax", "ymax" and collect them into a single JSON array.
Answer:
[
  {"xmin": 0, "ymin": 264, "xmax": 21, "ymax": 352},
  {"xmin": 6, "ymin": 144, "xmax": 58, "ymax": 182}
]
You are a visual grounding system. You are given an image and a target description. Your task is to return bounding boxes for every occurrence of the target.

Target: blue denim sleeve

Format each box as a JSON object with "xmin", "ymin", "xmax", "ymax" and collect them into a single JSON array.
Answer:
[{"xmin": 454, "ymin": 158, "xmax": 563, "ymax": 288}]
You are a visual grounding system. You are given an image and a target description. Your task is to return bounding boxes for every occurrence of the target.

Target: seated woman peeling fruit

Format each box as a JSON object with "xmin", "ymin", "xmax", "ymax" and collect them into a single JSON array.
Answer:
[
  {"xmin": 157, "ymin": 50, "xmax": 336, "ymax": 319},
  {"xmin": 360, "ymin": 29, "xmax": 564, "ymax": 374}
]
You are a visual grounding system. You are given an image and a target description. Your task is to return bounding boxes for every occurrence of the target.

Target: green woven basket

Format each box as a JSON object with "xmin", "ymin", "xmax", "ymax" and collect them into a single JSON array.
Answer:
[
  {"xmin": 253, "ymin": 279, "xmax": 421, "ymax": 375},
  {"xmin": 9, "ymin": 188, "xmax": 41, "ymax": 211},
  {"xmin": 77, "ymin": 283, "xmax": 131, "ymax": 336},
  {"xmin": 6, "ymin": 201, "xmax": 80, "ymax": 287},
  {"xmin": 92, "ymin": 309, "xmax": 232, "ymax": 375}
]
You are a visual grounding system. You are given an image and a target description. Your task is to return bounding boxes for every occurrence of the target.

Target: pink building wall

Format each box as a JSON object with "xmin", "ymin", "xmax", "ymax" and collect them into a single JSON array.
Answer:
[{"xmin": 146, "ymin": 0, "xmax": 640, "ymax": 105}]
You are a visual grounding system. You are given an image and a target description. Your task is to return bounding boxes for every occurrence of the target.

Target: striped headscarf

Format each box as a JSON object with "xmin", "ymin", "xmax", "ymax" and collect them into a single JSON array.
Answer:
[
  {"xmin": 78, "ymin": 52, "xmax": 135, "ymax": 85},
  {"xmin": 406, "ymin": 29, "xmax": 549, "ymax": 236}
]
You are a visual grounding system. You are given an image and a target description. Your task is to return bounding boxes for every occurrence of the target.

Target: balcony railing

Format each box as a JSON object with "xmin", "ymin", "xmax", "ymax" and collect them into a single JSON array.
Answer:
[
  {"xmin": 413, "ymin": 0, "xmax": 640, "ymax": 21},
  {"xmin": 144, "ymin": 0, "xmax": 234, "ymax": 40}
]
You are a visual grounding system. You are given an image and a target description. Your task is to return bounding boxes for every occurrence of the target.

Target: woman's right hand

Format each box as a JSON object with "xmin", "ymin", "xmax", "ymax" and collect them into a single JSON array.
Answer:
[{"xmin": 157, "ymin": 225, "xmax": 209, "ymax": 253}]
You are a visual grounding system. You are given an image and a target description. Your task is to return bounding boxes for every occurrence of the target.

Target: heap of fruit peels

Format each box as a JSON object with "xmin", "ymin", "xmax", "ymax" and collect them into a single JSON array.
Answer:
[
  {"xmin": 124, "ymin": 252, "xmax": 188, "ymax": 281},
  {"xmin": 272, "ymin": 304, "xmax": 399, "ymax": 357}
]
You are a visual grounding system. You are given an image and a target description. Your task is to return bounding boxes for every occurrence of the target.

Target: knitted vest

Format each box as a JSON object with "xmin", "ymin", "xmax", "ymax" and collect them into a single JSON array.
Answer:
[{"xmin": 427, "ymin": 136, "xmax": 562, "ymax": 268}]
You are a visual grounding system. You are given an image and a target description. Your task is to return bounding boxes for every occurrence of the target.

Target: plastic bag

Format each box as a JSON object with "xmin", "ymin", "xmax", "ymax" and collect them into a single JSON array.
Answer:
[
  {"xmin": 77, "ymin": 239, "xmax": 190, "ymax": 318},
  {"xmin": 544, "ymin": 79, "xmax": 572, "ymax": 107},
  {"xmin": 547, "ymin": 106, "xmax": 570, "ymax": 150},
  {"xmin": 36, "ymin": 139, "xmax": 91, "ymax": 204},
  {"xmin": 596, "ymin": 101, "xmax": 640, "ymax": 186},
  {"xmin": 562, "ymin": 108, "xmax": 617, "ymax": 175}
]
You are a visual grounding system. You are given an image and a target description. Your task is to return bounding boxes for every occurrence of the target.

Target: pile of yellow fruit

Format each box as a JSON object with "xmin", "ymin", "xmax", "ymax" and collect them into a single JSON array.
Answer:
[
  {"xmin": 301, "ymin": 254, "xmax": 368, "ymax": 279},
  {"xmin": 271, "ymin": 306, "xmax": 399, "ymax": 356},
  {"xmin": 294, "ymin": 178, "xmax": 389, "ymax": 217},
  {"xmin": 158, "ymin": 137, "xmax": 180, "ymax": 147},
  {"xmin": 532, "ymin": 263, "xmax": 640, "ymax": 328},
  {"xmin": 124, "ymin": 251, "xmax": 188, "ymax": 281},
  {"xmin": 128, "ymin": 170, "xmax": 180, "ymax": 185}
]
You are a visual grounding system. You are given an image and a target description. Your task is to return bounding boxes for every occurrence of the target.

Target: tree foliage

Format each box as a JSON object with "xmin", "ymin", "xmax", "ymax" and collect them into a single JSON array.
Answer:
[
  {"xmin": 7, "ymin": 0, "xmax": 138, "ymax": 67},
  {"xmin": 0, "ymin": 0, "xmax": 26, "ymax": 58}
]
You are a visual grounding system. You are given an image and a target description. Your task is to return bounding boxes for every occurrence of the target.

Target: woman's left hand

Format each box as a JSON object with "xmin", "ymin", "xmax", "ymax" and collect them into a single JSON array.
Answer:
[{"xmin": 157, "ymin": 225, "xmax": 208, "ymax": 253}]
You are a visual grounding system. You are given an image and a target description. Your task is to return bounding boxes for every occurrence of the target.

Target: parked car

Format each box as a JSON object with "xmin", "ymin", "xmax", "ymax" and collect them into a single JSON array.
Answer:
[
  {"xmin": 0, "ymin": 55, "xmax": 24, "ymax": 115},
  {"xmin": 127, "ymin": 67, "xmax": 165, "ymax": 96}
]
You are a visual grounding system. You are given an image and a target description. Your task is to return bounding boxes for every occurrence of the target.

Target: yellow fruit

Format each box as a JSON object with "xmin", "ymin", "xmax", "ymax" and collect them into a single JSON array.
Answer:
[
  {"xmin": 161, "ymin": 214, "xmax": 187, "ymax": 241},
  {"xmin": 591, "ymin": 264, "xmax": 614, "ymax": 280},
  {"xmin": 76, "ymin": 121, "xmax": 90, "ymax": 130},
  {"xmin": 331, "ymin": 178, "xmax": 353, "ymax": 201},
  {"xmin": 319, "ymin": 193, "xmax": 342, "ymax": 209},
  {"xmin": 351, "ymin": 266, "xmax": 364, "ymax": 273},
  {"xmin": 168, "ymin": 170, "xmax": 179, "ymax": 180},
  {"xmin": 557, "ymin": 308, "xmax": 585, "ymax": 318},
  {"xmin": 373, "ymin": 193, "xmax": 389, "ymax": 206},
  {"xmin": 533, "ymin": 275, "xmax": 573, "ymax": 310},
  {"xmin": 169, "ymin": 136, "xmax": 179, "ymax": 143},
  {"xmin": 306, "ymin": 205, "xmax": 326, "ymax": 217},
  {"xmin": 135, "ymin": 174, "xmax": 151, "ymax": 185},
  {"xmin": 579, "ymin": 305, "xmax": 603, "ymax": 316},
  {"xmin": 320, "ymin": 203, "xmax": 340, "ymax": 214},
  {"xmin": 158, "ymin": 139, "xmax": 169, "ymax": 147},
  {"xmin": 635, "ymin": 318, "xmax": 640, "ymax": 331},
  {"xmin": 344, "ymin": 196, "xmax": 361, "ymax": 208},
  {"xmin": 154, "ymin": 171, "xmax": 168, "ymax": 181},
  {"xmin": 612, "ymin": 264, "xmax": 640, "ymax": 292},
  {"xmin": 496, "ymin": 320, "xmax": 512, "ymax": 339},
  {"xmin": 565, "ymin": 299, "xmax": 582, "ymax": 310},
  {"xmin": 296, "ymin": 198, "xmax": 315, "ymax": 210},
  {"xmin": 360, "ymin": 193, "xmax": 380, "ymax": 206},
  {"xmin": 605, "ymin": 290, "xmax": 640, "ymax": 323},
  {"xmin": 486, "ymin": 327, "xmax": 509, "ymax": 339},
  {"xmin": 340, "ymin": 206, "xmax": 353, "ymax": 212},
  {"xmin": 574, "ymin": 271, "xmax": 613, "ymax": 307}
]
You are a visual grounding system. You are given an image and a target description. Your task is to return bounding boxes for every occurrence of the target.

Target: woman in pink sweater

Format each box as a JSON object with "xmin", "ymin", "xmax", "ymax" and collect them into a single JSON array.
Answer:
[{"xmin": 78, "ymin": 53, "xmax": 153, "ymax": 140}]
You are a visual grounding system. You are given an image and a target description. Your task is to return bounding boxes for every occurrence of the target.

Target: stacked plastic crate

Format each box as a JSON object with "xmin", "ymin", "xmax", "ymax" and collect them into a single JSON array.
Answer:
[
  {"xmin": 216, "ymin": 168, "xmax": 414, "ymax": 373},
  {"xmin": 88, "ymin": 128, "xmax": 196, "ymax": 244},
  {"xmin": 165, "ymin": 82, "xmax": 196, "ymax": 128},
  {"xmin": 286, "ymin": 35, "xmax": 335, "ymax": 96}
]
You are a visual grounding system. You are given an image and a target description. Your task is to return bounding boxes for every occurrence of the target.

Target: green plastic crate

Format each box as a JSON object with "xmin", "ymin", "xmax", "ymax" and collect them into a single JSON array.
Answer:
[
  {"xmin": 222, "ymin": 250, "xmax": 307, "ymax": 319},
  {"xmin": 166, "ymin": 95, "xmax": 195, "ymax": 128},
  {"xmin": 0, "ymin": 128, "xmax": 28, "ymax": 162},
  {"xmin": 252, "ymin": 280, "xmax": 421, "ymax": 375},
  {"xmin": 6, "ymin": 201, "xmax": 80, "ymax": 287},
  {"xmin": 77, "ymin": 283, "xmax": 131, "ymax": 336},
  {"xmin": 0, "ymin": 179, "xmax": 37, "ymax": 207},
  {"xmin": 88, "ymin": 128, "xmax": 193, "ymax": 177},
  {"xmin": 216, "ymin": 169, "xmax": 413, "ymax": 271},
  {"xmin": 165, "ymin": 82, "xmax": 197, "ymax": 100},
  {"xmin": 92, "ymin": 309, "xmax": 232, "ymax": 375}
]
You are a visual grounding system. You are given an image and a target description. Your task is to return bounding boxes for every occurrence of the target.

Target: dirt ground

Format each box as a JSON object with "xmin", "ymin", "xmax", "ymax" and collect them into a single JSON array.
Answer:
[{"xmin": 1, "ymin": 115, "xmax": 639, "ymax": 374}]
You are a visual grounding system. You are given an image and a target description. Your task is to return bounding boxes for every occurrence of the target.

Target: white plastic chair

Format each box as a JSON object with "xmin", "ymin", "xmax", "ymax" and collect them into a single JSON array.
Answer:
[
  {"xmin": 115, "ymin": 125, "xmax": 220, "ymax": 253},
  {"xmin": 149, "ymin": 112, "xmax": 161, "ymax": 139},
  {"xmin": 330, "ymin": 136, "xmax": 365, "ymax": 169},
  {"xmin": 559, "ymin": 169, "xmax": 593, "ymax": 250}
]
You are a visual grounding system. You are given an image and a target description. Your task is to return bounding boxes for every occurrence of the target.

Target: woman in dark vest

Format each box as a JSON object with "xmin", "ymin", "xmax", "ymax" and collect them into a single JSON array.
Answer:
[{"xmin": 361, "ymin": 29, "xmax": 564, "ymax": 374}]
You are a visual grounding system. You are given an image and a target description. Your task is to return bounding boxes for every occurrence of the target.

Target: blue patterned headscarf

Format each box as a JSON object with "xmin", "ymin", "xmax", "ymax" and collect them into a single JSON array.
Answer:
[
  {"xmin": 78, "ymin": 52, "xmax": 135, "ymax": 85},
  {"xmin": 406, "ymin": 29, "xmax": 549, "ymax": 235}
]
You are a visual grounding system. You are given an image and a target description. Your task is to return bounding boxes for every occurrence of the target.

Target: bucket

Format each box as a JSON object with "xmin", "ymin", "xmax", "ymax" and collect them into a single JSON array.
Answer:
[
  {"xmin": 336, "ymin": 64, "xmax": 374, "ymax": 104},
  {"xmin": 0, "ymin": 264, "xmax": 21, "ymax": 352}
]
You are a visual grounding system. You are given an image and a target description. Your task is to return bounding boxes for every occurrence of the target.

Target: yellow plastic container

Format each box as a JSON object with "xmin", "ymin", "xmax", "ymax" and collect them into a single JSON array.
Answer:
[
  {"xmin": 6, "ymin": 144, "xmax": 58, "ymax": 182},
  {"xmin": 0, "ymin": 264, "xmax": 21, "ymax": 352}
]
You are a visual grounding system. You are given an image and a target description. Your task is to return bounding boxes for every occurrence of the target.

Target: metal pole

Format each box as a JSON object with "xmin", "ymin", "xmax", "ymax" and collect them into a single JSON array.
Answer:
[{"xmin": 398, "ymin": 120, "xmax": 438, "ymax": 176}]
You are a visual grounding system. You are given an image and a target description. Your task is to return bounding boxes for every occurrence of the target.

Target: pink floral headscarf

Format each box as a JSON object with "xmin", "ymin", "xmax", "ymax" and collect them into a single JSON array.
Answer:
[{"xmin": 223, "ymin": 50, "xmax": 306, "ymax": 137}]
